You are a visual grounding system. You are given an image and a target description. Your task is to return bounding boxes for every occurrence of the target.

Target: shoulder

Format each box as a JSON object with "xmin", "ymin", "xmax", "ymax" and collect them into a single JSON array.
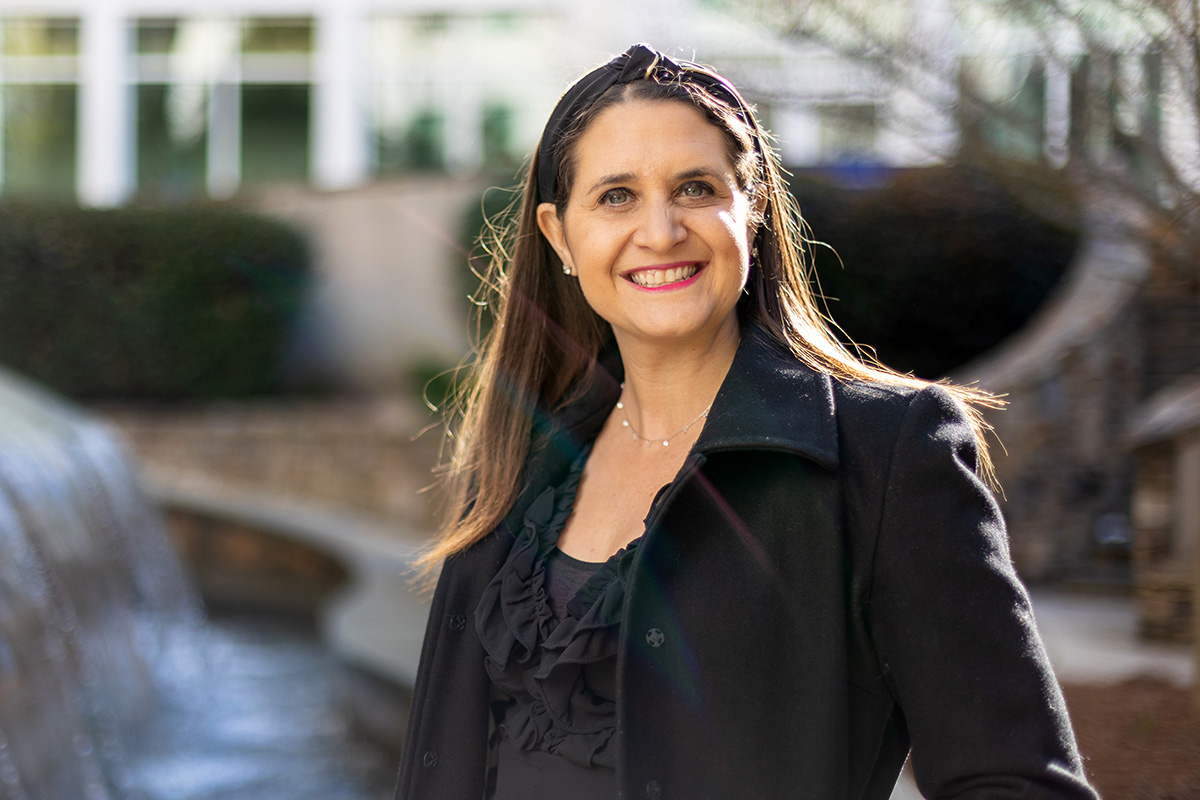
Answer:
[
  {"xmin": 833, "ymin": 377, "xmax": 981, "ymax": 480},
  {"xmin": 833, "ymin": 377, "xmax": 974, "ymax": 440},
  {"xmin": 710, "ymin": 325, "xmax": 979, "ymax": 473}
]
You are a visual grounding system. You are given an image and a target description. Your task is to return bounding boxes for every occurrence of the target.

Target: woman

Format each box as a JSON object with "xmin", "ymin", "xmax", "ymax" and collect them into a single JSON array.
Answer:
[{"xmin": 395, "ymin": 44, "xmax": 1097, "ymax": 799}]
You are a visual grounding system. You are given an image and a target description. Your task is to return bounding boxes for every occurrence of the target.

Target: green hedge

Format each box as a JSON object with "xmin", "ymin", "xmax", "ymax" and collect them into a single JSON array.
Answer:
[
  {"xmin": 792, "ymin": 166, "xmax": 1079, "ymax": 377},
  {"xmin": 0, "ymin": 204, "xmax": 310, "ymax": 399}
]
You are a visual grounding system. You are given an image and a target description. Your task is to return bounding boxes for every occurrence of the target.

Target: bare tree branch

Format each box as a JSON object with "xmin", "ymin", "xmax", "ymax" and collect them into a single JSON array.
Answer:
[{"xmin": 725, "ymin": 0, "xmax": 1200, "ymax": 275}]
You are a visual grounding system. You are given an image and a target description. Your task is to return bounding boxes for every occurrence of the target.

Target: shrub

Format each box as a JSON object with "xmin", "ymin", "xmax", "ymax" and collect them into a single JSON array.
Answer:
[
  {"xmin": 791, "ymin": 165, "xmax": 1080, "ymax": 377},
  {"xmin": 0, "ymin": 203, "xmax": 310, "ymax": 399}
]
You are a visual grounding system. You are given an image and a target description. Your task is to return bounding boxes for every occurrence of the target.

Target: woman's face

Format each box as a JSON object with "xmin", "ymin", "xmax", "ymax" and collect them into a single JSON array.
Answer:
[{"xmin": 538, "ymin": 99, "xmax": 761, "ymax": 349}]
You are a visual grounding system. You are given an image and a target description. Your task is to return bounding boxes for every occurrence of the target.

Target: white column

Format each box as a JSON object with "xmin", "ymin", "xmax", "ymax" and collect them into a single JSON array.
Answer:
[
  {"xmin": 443, "ymin": 82, "xmax": 482, "ymax": 176},
  {"xmin": 899, "ymin": 0, "xmax": 959, "ymax": 163},
  {"xmin": 313, "ymin": 4, "xmax": 369, "ymax": 190},
  {"xmin": 1044, "ymin": 57, "xmax": 1071, "ymax": 168},
  {"xmin": 0, "ymin": 20, "xmax": 6, "ymax": 194},
  {"xmin": 207, "ymin": 78, "xmax": 240, "ymax": 199},
  {"xmin": 203, "ymin": 17, "xmax": 243, "ymax": 201},
  {"xmin": 78, "ymin": 3, "xmax": 133, "ymax": 207},
  {"xmin": 1162, "ymin": 60, "xmax": 1200, "ymax": 192},
  {"xmin": 776, "ymin": 107, "xmax": 822, "ymax": 166}
]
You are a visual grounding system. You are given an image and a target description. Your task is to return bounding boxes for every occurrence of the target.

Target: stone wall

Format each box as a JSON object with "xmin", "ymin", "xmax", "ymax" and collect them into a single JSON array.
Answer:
[
  {"xmin": 1127, "ymin": 380, "xmax": 1200, "ymax": 642},
  {"xmin": 959, "ymin": 190, "xmax": 1200, "ymax": 628},
  {"xmin": 958, "ymin": 207, "xmax": 1150, "ymax": 582},
  {"xmin": 100, "ymin": 396, "xmax": 438, "ymax": 682},
  {"xmin": 100, "ymin": 396, "xmax": 444, "ymax": 528},
  {"xmin": 167, "ymin": 506, "xmax": 350, "ymax": 614},
  {"xmin": 248, "ymin": 177, "xmax": 483, "ymax": 388}
]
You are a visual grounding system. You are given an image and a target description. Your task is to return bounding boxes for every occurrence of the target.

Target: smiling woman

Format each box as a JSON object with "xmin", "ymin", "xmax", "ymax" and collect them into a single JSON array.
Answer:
[
  {"xmin": 537, "ymin": 100, "xmax": 756, "ymax": 355},
  {"xmin": 394, "ymin": 44, "xmax": 1099, "ymax": 800}
]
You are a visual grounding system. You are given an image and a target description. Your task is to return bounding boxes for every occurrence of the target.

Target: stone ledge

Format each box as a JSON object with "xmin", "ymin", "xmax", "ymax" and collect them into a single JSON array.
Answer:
[{"xmin": 145, "ymin": 474, "xmax": 432, "ymax": 687}]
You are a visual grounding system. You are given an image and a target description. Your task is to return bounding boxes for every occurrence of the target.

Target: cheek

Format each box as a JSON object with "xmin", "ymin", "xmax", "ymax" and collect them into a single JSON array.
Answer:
[
  {"xmin": 717, "ymin": 211, "xmax": 752, "ymax": 258},
  {"xmin": 563, "ymin": 217, "xmax": 618, "ymax": 260}
]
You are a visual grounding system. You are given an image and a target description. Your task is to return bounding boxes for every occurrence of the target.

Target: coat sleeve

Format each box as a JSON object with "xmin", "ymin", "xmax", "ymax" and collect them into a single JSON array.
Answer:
[{"xmin": 867, "ymin": 385, "xmax": 1098, "ymax": 798}]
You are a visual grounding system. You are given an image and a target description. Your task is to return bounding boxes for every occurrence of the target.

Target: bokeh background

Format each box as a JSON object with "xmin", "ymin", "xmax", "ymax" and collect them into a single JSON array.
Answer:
[{"xmin": 0, "ymin": 0, "xmax": 1197, "ymax": 797}]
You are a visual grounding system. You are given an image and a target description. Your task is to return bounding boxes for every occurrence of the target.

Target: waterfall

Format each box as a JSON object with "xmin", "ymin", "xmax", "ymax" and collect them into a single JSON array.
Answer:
[{"xmin": 0, "ymin": 366, "xmax": 203, "ymax": 800}]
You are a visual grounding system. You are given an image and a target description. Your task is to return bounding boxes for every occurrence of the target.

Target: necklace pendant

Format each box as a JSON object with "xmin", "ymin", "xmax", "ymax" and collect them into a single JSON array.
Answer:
[{"xmin": 662, "ymin": 440, "xmax": 669, "ymax": 447}]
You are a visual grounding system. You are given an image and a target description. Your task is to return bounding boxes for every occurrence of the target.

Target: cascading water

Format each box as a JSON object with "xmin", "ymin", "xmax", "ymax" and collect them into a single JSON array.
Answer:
[
  {"xmin": 1, "ymin": 367, "xmax": 403, "ymax": 800},
  {"xmin": 0, "ymin": 365, "xmax": 203, "ymax": 800}
]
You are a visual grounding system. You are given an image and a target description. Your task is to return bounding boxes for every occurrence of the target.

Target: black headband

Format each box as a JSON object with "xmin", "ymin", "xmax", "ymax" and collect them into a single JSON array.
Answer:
[{"xmin": 536, "ymin": 43, "xmax": 759, "ymax": 205}]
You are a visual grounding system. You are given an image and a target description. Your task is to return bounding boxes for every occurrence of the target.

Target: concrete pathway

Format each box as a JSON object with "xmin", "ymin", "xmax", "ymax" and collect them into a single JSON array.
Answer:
[
  {"xmin": 1030, "ymin": 588, "xmax": 1194, "ymax": 687},
  {"xmin": 890, "ymin": 588, "xmax": 1195, "ymax": 798}
]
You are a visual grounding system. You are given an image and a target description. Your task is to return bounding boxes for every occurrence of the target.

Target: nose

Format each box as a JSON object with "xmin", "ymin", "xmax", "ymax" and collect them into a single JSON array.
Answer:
[{"xmin": 632, "ymin": 196, "xmax": 686, "ymax": 252}]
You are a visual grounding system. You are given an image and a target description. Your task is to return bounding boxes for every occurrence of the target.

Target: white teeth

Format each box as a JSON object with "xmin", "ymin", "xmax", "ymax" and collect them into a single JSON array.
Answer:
[{"xmin": 630, "ymin": 264, "xmax": 699, "ymax": 287}]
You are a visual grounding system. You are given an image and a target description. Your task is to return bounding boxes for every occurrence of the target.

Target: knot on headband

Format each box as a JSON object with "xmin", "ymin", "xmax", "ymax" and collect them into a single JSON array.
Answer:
[{"xmin": 536, "ymin": 43, "xmax": 757, "ymax": 205}]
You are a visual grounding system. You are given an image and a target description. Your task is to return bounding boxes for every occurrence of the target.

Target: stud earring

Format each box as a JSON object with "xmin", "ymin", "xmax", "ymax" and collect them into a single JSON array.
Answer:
[{"xmin": 562, "ymin": 263, "xmax": 573, "ymax": 276}]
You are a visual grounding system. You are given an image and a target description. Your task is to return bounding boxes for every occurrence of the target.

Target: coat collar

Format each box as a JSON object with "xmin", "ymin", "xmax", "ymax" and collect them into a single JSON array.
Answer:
[
  {"xmin": 694, "ymin": 325, "xmax": 839, "ymax": 469},
  {"xmin": 556, "ymin": 323, "xmax": 840, "ymax": 470},
  {"xmin": 506, "ymin": 324, "xmax": 839, "ymax": 532}
]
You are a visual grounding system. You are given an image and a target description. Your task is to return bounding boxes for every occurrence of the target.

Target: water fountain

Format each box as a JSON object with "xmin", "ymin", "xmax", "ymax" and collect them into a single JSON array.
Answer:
[
  {"xmin": 0, "ymin": 365, "xmax": 202, "ymax": 800},
  {"xmin": 0, "ymin": 365, "xmax": 407, "ymax": 800}
]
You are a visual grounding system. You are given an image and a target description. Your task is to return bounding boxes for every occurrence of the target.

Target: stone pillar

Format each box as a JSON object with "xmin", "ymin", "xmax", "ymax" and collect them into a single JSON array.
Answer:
[
  {"xmin": 78, "ymin": 2, "xmax": 134, "ymax": 207},
  {"xmin": 313, "ymin": 3, "xmax": 369, "ymax": 190}
]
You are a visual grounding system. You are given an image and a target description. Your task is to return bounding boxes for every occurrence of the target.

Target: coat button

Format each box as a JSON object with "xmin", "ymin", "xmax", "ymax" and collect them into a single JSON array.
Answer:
[
  {"xmin": 645, "ymin": 628, "xmax": 665, "ymax": 648},
  {"xmin": 646, "ymin": 779, "xmax": 662, "ymax": 799},
  {"xmin": 422, "ymin": 751, "xmax": 438, "ymax": 768},
  {"xmin": 449, "ymin": 613, "xmax": 466, "ymax": 632}
]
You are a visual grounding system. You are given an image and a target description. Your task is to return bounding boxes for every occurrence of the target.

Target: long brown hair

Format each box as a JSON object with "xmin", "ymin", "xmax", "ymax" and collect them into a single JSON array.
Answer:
[{"xmin": 419, "ymin": 68, "xmax": 1001, "ymax": 575}]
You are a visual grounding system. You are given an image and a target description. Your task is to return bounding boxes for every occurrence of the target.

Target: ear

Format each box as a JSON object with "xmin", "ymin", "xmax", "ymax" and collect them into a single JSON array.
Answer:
[
  {"xmin": 751, "ymin": 185, "xmax": 768, "ymax": 221},
  {"xmin": 536, "ymin": 202, "xmax": 572, "ymax": 268}
]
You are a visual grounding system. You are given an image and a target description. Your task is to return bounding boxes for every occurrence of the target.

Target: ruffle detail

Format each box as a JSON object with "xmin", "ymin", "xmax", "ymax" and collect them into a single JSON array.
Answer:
[{"xmin": 475, "ymin": 446, "xmax": 638, "ymax": 770}]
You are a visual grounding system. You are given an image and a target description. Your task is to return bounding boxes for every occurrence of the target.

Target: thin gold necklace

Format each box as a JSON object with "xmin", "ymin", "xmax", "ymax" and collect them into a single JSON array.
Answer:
[{"xmin": 616, "ymin": 383, "xmax": 712, "ymax": 447}]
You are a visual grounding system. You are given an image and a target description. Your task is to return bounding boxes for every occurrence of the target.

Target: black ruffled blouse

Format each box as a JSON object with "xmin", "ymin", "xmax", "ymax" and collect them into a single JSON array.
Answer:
[{"xmin": 474, "ymin": 448, "xmax": 639, "ymax": 798}]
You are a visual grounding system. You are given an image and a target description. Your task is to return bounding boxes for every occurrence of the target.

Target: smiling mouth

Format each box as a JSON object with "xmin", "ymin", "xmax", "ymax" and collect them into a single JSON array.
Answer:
[{"xmin": 627, "ymin": 264, "xmax": 701, "ymax": 288}]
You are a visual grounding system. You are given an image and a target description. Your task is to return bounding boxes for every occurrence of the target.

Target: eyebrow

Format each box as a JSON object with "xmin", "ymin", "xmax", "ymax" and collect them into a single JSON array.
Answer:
[
  {"xmin": 674, "ymin": 167, "xmax": 723, "ymax": 182},
  {"xmin": 585, "ymin": 166, "xmax": 728, "ymax": 195},
  {"xmin": 586, "ymin": 172, "xmax": 636, "ymax": 195}
]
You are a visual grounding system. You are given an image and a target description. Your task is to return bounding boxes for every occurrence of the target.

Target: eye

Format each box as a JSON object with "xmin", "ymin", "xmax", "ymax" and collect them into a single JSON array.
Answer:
[
  {"xmin": 600, "ymin": 188, "xmax": 632, "ymax": 206},
  {"xmin": 679, "ymin": 181, "xmax": 714, "ymax": 199}
]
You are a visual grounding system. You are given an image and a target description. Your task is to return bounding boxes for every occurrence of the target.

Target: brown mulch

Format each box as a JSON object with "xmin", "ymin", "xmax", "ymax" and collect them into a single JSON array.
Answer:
[{"xmin": 1063, "ymin": 677, "xmax": 1200, "ymax": 798}]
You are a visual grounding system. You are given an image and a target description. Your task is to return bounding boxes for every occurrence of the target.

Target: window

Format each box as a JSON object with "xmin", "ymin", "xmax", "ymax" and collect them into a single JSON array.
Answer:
[
  {"xmin": 242, "ymin": 85, "xmax": 310, "ymax": 185},
  {"xmin": 818, "ymin": 104, "xmax": 878, "ymax": 162},
  {"xmin": 135, "ymin": 17, "xmax": 178, "ymax": 55},
  {"xmin": 242, "ymin": 17, "xmax": 313, "ymax": 54},
  {"xmin": 2, "ymin": 84, "xmax": 77, "ymax": 199},
  {"xmin": 482, "ymin": 103, "xmax": 514, "ymax": 168},
  {"xmin": 2, "ymin": 17, "xmax": 78, "ymax": 56},
  {"xmin": 136, "ymin": 84, "xmax": 206, "ymax": 200}
]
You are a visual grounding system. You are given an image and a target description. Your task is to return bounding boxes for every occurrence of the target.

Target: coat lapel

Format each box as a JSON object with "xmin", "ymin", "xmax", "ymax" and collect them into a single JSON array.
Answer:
[{"xmin": 695, "ymin": 326, "xmax": 840, "ymax": 470}]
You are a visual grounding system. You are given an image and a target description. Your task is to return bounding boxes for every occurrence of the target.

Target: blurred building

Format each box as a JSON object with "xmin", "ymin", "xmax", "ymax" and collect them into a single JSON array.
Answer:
[
  {"xmin": 0, "ymin": 0, "xmax": 1192, "ymax": 206},
  {"xmin": 0, "ymin": 0, "xmax": 803, "ymax": 207},
  {"xmin": 2, "ymin": 0, "xmax": 1196, "ymax": 599}
]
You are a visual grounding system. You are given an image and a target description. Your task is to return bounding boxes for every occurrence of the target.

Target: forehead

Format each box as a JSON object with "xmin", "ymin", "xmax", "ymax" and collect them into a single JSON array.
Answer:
[{"xmin": 571, "ymin": 99, "xmax": 735, "ymax": 184}]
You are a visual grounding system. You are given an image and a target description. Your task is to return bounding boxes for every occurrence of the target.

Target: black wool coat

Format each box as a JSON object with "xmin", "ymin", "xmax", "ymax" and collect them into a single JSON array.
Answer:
[{"xmin": 394, "ymin": 327, "xmax": 1098, "ymax": 800}]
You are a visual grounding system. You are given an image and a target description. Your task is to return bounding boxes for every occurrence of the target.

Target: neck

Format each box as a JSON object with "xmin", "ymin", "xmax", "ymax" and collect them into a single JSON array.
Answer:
[{"xmin": 613, "ymin": 320, "xmax": 740, "ymax": 441}]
